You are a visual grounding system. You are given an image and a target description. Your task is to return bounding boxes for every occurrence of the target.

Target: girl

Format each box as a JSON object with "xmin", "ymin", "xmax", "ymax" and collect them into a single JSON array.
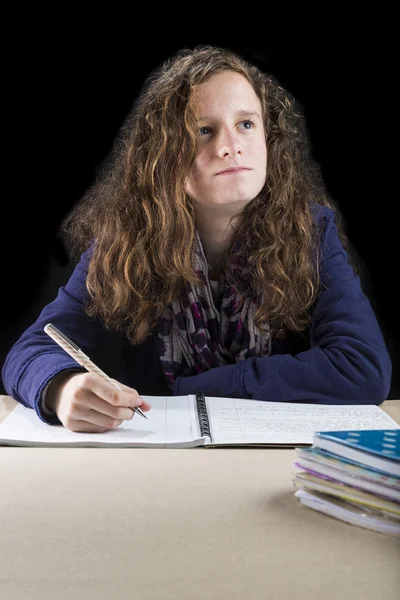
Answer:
[{"xmin": 2, "ymin": 46, "xmax": 391, "ymax": 432}]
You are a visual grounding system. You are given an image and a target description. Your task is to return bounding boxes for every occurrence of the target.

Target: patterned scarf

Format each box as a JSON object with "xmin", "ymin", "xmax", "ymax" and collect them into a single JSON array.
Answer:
[{"xmin": 157, "ymin": 229, "xmax": 272, "ymax": 390}]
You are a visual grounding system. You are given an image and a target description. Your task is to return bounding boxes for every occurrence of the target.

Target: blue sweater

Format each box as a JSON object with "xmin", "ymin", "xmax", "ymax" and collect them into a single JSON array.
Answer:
[{"xmin": 2, "ymin": 206, "xmax": 392, "ymax": 424}]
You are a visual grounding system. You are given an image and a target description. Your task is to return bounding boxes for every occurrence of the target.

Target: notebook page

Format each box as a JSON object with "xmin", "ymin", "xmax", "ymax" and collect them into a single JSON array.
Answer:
[
  {"xmin": 204, "ymin": 398, "xmax": 399, "ymax": 445},
  {"xmin": 0, "ymin": 395, "xmax": 204, "ymax": 447}
]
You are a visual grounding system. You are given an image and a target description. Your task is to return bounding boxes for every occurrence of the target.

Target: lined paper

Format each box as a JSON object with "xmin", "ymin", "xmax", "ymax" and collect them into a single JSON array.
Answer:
[
  {"xmin": 205, "ymin": 398, "xmax": 399, "ymax": 445},
  {"xmin": 0, "ymin": 396, "xmax": 205, "ymax": 448}
]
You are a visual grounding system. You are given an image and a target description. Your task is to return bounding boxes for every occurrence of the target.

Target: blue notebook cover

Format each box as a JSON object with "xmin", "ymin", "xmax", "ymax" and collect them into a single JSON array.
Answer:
[
  {"xmin": 314, "ymin": 430, "xmax": 399, "ymax": 461},
  {"xmin": 299, "ymin": 446, "xmax": 400, "ymax": 480}
]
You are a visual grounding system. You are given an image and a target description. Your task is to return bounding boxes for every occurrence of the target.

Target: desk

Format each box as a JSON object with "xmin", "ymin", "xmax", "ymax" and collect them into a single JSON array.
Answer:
[{"xmin": 0, "ymin": 396, "xmax": 399, "ymax": 600}]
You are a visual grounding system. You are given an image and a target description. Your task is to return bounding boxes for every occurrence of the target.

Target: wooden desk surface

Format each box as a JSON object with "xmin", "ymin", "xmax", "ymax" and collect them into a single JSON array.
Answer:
[{"xmin": 0, "ymin": 396, "xmax": 399, "ymax": 600}]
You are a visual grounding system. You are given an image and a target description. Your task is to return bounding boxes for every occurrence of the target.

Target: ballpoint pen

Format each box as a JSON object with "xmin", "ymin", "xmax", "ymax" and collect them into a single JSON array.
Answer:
[{"xmin": 44, "ymin": 323, "xmax": 147, "ymax": 419}]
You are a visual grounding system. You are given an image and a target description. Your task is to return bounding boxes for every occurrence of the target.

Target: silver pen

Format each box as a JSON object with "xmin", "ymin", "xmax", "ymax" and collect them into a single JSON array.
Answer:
[{"xmin": 44, "ymin": 323, "xmax": 147, "ymax": 419}]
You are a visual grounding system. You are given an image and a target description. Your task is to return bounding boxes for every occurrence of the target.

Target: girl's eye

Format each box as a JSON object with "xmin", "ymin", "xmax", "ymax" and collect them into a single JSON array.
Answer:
[
  {"xmin": 199, "ymin": 126, "xmax": 211, "ymax": 136},
  {"xmin": 199, "ymin": 120, "xmax": 256, "ymax": 136},
  {"xmin": 241, "ymin": 119, "xmax": 255, "ymax": 129}
]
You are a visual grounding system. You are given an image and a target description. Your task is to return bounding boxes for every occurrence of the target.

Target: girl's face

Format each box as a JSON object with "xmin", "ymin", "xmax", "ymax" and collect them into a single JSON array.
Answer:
[{"xmin": 186, "ymin": 70, "xmax": 267, "ymax": 212}]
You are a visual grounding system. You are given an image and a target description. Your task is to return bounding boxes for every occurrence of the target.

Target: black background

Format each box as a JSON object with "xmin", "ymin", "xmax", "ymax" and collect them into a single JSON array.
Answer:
[{"xmin": 2, "ymin": 22, "xmax": 398, "ymax": 397}]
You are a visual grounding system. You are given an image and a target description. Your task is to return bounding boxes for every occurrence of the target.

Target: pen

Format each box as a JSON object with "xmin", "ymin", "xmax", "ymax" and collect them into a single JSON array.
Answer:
[{"xmin": 44, "ymin": 323, "xmax": 147, "ymax": 419}]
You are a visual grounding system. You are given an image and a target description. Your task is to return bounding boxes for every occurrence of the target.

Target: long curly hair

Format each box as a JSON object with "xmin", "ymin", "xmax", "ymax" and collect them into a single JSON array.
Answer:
[{"xmin": 62, "ymin": 44, "xmax": 353, "ymax": 344}]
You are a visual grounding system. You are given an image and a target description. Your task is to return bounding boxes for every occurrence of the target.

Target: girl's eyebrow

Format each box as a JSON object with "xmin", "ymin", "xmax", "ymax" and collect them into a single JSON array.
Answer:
[{"xmin": 198, "ymin": 110, "xmax": 261, "ymax": 122}]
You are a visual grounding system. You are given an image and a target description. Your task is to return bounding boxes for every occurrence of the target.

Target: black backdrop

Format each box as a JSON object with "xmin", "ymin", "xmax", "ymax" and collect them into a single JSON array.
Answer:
[{"xmin": 2, "ymin": 27, "xmax": 398, "ymax": 397}]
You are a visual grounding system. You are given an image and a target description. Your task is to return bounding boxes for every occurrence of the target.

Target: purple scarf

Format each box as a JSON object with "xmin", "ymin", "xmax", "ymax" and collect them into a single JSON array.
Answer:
[{"xmin": 157, "ymin": 230, "xmax": 272, "ymax": 390}]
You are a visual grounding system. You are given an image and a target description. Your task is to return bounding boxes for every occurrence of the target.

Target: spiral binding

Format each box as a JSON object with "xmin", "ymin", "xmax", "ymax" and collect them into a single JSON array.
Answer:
[{"xmin": 195, "ymin": 393, "xmax": 211, "ymax": 438}]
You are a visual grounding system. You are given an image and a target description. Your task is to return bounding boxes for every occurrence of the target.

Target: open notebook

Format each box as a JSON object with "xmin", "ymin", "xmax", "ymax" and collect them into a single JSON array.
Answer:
[{"xmin": 0, "ymin": 394, "xmax": 398, "ymax": 448}]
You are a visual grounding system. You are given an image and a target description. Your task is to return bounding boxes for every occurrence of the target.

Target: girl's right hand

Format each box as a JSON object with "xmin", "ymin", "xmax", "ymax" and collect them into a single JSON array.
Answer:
[{"xmin": 44, "ymin": 372, "xmax": 151, "ymax": 432}]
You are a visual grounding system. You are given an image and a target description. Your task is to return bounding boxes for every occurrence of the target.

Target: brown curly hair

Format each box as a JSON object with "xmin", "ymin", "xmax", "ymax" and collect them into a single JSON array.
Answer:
[{"xmin": 62, "ymin": 44, "xmax": 353, "ymax": 344}]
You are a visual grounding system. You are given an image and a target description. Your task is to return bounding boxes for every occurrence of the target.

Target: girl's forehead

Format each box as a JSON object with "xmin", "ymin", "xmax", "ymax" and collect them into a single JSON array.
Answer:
[{"xmin": 192, "ymin": 72, "xmax": 260, "ymax": 110}]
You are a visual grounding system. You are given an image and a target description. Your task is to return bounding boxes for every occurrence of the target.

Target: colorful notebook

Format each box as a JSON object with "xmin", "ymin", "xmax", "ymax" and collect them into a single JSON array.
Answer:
[
  {"xmin": 293, "ymin": 458, "xmax": 400, "ymax": 502},
  {"xmin": 292, "ymin": 471, "xmax": 400, "ymax": 516},
  {"xmin": 297, "ymin": 446, "xmax": 400, "ymax": 482},
  {"xmin": 294, "ymin": 488, "xmax": 400, "ymax": 536},
  {"xmin": 312, "ymin": 430, "xmax": 400, "ymax": 477}
]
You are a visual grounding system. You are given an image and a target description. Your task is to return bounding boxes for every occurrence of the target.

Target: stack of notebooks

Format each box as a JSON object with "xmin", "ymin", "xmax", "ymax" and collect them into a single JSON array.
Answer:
[{"xmin": 293, "ymin": 429, "xmax": 400, "ymax": 535}]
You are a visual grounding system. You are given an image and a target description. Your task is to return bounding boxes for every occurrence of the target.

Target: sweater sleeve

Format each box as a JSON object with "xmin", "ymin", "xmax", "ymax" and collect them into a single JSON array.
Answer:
[
  {"xmin": 1, "ymin": 246, "xmax": 108, "ymax": 424},
  {"xmin": 173, "ymin": 207, "xmax": 392, "ymax": 405}
]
